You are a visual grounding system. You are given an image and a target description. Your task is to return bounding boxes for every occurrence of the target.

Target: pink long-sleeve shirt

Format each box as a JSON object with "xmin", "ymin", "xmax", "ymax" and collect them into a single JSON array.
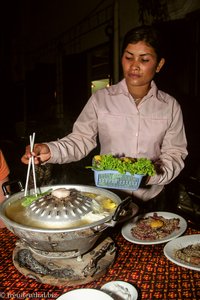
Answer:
[{"xmin": 47, "ymin": 79, "xmax": 188, "ymax": 200}]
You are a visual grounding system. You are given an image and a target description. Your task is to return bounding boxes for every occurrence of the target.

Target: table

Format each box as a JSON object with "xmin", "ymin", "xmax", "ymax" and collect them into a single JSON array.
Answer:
[{"xmin": 0, "ymin": 224, "xmax": 200, "ymax": 300}]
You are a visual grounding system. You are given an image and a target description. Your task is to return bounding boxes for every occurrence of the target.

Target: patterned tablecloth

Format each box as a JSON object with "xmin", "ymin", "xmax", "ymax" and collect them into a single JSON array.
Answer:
[{"xmin": 0, "ymin": 225, "xmax": 200, "ymax": 300}]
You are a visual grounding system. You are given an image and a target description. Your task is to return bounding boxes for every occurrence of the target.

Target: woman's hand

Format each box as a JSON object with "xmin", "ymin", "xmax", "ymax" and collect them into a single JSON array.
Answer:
[{"xmin": 21, "ymin": 143, "xmax": 51, "ymax": 165}]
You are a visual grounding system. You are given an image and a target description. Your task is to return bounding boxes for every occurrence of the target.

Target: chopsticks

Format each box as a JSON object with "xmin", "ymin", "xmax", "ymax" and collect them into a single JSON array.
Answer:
[{"xmin": 24, "ymin": 132, "xmax": 38, "ymax": 197}]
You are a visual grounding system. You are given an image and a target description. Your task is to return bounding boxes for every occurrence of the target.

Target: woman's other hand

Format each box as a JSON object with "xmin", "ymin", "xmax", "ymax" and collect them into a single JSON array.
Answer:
[{"xmin": 21, "ymin": 143, "xmax": 51, "ymax": 165}]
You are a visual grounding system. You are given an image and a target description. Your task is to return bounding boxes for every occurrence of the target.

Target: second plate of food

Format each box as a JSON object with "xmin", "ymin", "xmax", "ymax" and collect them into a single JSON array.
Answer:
[
  {"xmin": 163, "ymin": 234, "xmax": 200, "ymax": 271},
  {"xmin": 121, "ymin": 211, "xmax": 187, "ymax": 245}
]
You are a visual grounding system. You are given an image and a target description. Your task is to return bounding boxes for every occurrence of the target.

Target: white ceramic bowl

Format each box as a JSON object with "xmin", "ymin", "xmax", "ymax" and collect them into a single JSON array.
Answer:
[
  {"xmin": 101, "ymin": 280, "xmax": 138, "ymax": 300},
  {"xmin": 56, "ymin": 288, "xmax": 114, "ymax": 300}
]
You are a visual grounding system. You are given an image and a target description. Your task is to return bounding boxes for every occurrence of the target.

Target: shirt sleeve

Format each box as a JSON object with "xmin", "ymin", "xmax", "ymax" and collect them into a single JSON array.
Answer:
[
  {"xmin": 147, "ymin": 101, "xmax": 188, "ymax": 186},
  {"xmin": 0, "ymin": 150, "xmax": 10, "ymax": 180},
  {"xmin": 47, "ymin": 96, "xmax": 98, "ymax": 164}
]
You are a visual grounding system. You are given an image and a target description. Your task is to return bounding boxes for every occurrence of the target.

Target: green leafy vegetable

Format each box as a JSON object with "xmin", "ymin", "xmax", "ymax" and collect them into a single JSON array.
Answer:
[
  {"xmin": 21, "ymin": 189, "xmax": 52, "ymax": 207},
  {"xmin": 86, "ymin": 154, "xmax": 156, "ymax": 176}
]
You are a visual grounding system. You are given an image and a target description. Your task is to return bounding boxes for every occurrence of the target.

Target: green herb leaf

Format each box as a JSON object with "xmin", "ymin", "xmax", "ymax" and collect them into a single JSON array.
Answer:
[
  {"xmin": 86, "ymin": 154, "xmax": 156, "ymax": 176},
  {"xmin": 21, "ymin": 189, "xmax": 52, "ymax": 207}
]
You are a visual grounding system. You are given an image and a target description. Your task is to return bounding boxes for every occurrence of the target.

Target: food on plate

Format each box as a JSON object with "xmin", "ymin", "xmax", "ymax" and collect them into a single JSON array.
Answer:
[
  {"xmin": 150, "ymin": 219, "xmax": 164, "ymax": 229},
  {"xmin": 131, "ymin": 212, "xmax": 180, "ymax": 240},
  {"xmin": 86, "ymin": 154, "xmax": 156, "ymax": 176},
  {"xmin": 175, "ymin": 243, "xmax": 200, "ymax": 266}
]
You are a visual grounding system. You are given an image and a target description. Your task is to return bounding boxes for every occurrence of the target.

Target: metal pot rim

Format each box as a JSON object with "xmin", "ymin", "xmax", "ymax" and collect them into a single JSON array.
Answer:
[{"xmin": 0, "ymin": 184, "xmax": 122, "ymax": 232}]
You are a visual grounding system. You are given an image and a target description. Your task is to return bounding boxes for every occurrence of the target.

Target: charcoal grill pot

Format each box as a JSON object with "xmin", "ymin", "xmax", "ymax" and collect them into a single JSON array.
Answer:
[{"xmin": 0, "ymin": 184, "xmax": 127, "ymax": 257}]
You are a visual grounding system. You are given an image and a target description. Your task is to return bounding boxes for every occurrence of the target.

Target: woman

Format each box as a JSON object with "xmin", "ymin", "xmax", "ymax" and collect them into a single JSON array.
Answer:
[
  {"xmin": 0, "ymin": 149, "xmax": 10, "ymax": 227},
  {"xmin": 21, "ymin": 25, "xmax": 187, "ymax": 208}
]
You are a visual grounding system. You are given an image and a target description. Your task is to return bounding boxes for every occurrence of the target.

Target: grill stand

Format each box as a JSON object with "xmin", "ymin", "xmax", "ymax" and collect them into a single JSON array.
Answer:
[{"xmin": 13, "ymin": 237, "xmax": 116, "ymax": 286}]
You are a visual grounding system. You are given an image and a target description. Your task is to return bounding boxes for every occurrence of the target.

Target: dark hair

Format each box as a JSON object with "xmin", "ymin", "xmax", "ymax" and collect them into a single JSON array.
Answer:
[{"xmin": 121, "ymin": 25, "xmax": 165, "ymax": 61}]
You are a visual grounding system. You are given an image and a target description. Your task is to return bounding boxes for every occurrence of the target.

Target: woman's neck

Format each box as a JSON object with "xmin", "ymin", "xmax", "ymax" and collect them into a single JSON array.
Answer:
[{"xmin": 126, "ymin": 81, "xmax": 151, "ymax": 101}]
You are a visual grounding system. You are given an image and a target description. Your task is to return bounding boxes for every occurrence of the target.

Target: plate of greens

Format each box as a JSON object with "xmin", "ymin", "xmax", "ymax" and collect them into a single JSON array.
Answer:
[{"xmin": 86, "ymin": 154, "xmax": 155, "ymax": 190}]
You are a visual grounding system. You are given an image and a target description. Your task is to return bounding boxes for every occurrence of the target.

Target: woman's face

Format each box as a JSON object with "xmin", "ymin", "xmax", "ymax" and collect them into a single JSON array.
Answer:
[{"xmin": 121, "ymin": 41, "xmax": 164, "ymax": 90}]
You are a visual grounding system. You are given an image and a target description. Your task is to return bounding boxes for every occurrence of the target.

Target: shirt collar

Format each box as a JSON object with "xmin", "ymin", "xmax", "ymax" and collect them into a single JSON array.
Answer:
[{"xmin": 107, "ymin": 79, "xmax": 166, "ymax": 103}]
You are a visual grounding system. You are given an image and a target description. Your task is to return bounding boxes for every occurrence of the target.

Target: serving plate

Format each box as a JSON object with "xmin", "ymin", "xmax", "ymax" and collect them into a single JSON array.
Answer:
[
  {"xmin": 56, "ymin": 288, "xmax": 113, "ymax": 300},
  {"xmin": 164, "ymin": 234, "xmax": 200, "ymax": 271},
  {"xmin": 121, "ymin": 211, "xmax": 187, "ymax": 245}
]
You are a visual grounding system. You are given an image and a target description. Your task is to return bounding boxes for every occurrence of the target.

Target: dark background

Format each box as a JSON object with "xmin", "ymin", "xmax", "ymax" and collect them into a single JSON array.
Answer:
[{"xmin": 0, "ymin": 1, "xmax": 200, "ymax": 189}]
